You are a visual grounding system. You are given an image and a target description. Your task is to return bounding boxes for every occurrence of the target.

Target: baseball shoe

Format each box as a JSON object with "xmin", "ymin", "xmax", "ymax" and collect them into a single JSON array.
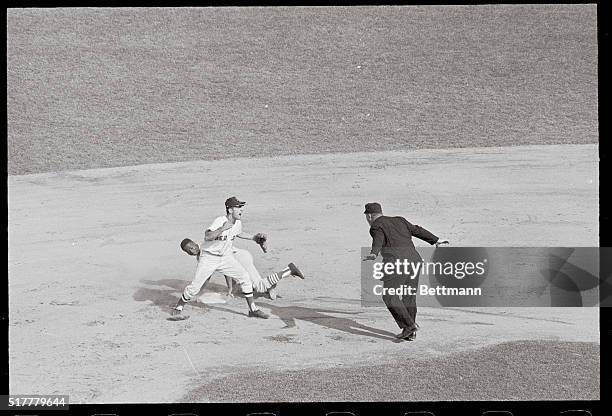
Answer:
[
  {"xmin": 168, "ymin": 306, "xmax": 189, "ymax": 321},
  {"xmin": 248, "ymin": 309, "xmax": 269, "ymax": 319},
  {"xmin": 267, "ymin": 285, "xmax": 278, "ymax": 300},
  {"xmin": 288, "ymin": 262, "xmax": 305, "ymax": 279}
]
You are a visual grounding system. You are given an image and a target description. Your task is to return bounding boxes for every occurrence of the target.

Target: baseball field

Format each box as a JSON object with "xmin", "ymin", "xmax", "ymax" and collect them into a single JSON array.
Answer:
[{"xmin": 7, "ymin": 6, "xmax": 599, "ymax": 403}]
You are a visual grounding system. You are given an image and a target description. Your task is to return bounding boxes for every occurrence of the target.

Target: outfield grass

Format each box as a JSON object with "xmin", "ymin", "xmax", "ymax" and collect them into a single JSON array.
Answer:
[
  {"xmin": 7, "ymin": 5, "xmax": 597, "ymax": 175},
  {"xmin": 184, "ymin": 340, "xmax": 600, "ymax": 402}
]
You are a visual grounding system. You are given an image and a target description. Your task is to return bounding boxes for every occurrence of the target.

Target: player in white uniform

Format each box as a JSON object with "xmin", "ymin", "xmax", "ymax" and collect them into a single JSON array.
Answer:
[
  {"xmin": 172, "ymin": 196, "xmax": 304, "ymax": 319},
  {"xmin": 180, "ymin": 240, "xmax": 302, "ymax": 301},
  {"xmin": 224, "ymin": 247, "xmax": 283, "ymax": 300}
]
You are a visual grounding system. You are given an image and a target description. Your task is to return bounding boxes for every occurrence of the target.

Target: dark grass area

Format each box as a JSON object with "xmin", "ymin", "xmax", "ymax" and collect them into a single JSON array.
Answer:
[
  {"xmin": 7, "ymin": 5, "xmax": 597, "ymax": 175},
  {"xmin": 183, "ymin": 340, "xmax": 600, "ymax": 402}
]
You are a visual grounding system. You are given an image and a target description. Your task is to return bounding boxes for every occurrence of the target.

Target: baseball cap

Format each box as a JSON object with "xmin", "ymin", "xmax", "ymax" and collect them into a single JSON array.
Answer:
[
  {"xmin": 225, "ymin": 196, "xmax": 246, "ymax": 208},
  {"xmin": 364, "ymin": 202, "xmax": 382, "ymax": 214}
]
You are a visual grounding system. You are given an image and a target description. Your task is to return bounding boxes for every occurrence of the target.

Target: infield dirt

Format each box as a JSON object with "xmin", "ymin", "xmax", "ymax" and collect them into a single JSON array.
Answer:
[{"xmin": 8, "ymin": 144, "xmax": 599, "ymax": 402}]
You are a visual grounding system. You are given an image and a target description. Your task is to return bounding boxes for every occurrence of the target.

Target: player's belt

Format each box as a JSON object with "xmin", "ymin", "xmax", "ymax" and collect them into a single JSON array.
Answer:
[{"xmin": 202, "ymin": 250, "xmax": 223, "ymax": 257}]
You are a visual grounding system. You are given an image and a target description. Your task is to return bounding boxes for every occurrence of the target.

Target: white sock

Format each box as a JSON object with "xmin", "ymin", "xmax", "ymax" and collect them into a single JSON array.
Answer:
[{"xmin": 245, "ymin": 293, "xmax": 257, "ymax": 312}]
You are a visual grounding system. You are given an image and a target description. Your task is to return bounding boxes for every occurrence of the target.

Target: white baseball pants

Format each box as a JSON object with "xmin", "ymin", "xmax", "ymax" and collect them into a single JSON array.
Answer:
[
  {"xmin": 231, "ymin": 248, "xmax": 272, "ymax": 293},
  {"xmin": 182, "ymin": 251, "xmax": 252, "ymax": 301}
]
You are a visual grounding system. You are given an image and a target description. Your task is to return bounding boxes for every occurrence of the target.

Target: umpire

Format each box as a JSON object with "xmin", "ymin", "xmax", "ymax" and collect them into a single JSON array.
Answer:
[{"xmin": 362, "ymin": 202, "xmax": 448, "ymax": 341}]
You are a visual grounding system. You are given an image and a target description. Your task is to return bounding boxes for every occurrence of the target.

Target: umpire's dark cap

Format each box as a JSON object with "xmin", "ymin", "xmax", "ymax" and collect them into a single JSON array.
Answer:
[
  {"xmin": 364, "ymin": 202, "xmax": 382, "ymax": 214},
  {"xmin": 225, "ymin": 196, "xmax": 246, "ymax": 208}
]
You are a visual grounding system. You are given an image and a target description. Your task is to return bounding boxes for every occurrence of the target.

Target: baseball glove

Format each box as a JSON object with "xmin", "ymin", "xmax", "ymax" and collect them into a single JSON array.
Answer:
[{"xmin": 253, "ymin": 233, "xmax": 268, "ymax": 253}]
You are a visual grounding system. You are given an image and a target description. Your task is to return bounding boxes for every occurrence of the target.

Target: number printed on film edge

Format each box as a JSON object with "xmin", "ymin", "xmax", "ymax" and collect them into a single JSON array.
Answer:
[{"xmin": 2, "ymin": 394, "xmax": 69, "ymax": 410}]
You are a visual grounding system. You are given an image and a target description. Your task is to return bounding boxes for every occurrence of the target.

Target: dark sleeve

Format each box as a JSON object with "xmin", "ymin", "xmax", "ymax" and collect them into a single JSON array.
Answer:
[
  {"xmin": 370, "ymin": 227, "xmax": 385, "ymax": 256},
  {"xmin": 405, "ymin": 219, "xmax": 439, "ymax": 245}
]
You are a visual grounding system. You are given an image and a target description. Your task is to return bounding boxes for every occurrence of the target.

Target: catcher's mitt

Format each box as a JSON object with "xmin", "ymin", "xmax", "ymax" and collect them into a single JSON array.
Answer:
[{"xmin": 253, "ymin": 233, "xmax": 268, "ymax": 253}]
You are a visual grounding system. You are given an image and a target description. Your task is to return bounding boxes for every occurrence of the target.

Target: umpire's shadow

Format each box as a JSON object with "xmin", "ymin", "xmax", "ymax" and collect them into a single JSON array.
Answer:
[{"xmin": 258, "ymin": 302, "xmax": 401, "ymax": 342}]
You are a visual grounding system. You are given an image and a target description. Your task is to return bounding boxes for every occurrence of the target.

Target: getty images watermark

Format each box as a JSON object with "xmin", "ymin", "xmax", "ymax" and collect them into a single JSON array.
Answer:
[{"xmin": 360, "ymin": 247, "xmax": 610, "ymax": 307}]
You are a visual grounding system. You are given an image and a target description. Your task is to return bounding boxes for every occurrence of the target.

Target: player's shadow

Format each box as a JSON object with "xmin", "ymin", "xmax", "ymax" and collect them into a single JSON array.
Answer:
[
  {"xmin": 135, "ymin": 280, "xmax": 401, "ymax": 341},
  {"xmin": 257, "ymin": 302, "xmax": 401, "ymax": 342},
  {"xmin": 133, "ymin": 278, "xmax": 232, "ymax": 314},
  {"xmin": 133, "ymin": 278, "xmax": 204, "ymax": 313},
  {"xmin": 133, "ymin": 277, "xmax": 267, "ymax": 317}
]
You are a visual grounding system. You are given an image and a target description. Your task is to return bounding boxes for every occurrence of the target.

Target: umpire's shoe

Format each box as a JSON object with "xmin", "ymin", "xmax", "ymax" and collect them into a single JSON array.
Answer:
[
  {"xmin": 396, "ymin": 327, "xmax": 417, "ymax": 341},
  {"xmin": 288, "ymin": 262, "xmax": 305, "ymax": 279},
  {"xmin": 248, "ymin": 309, "xmax": 269, "ymax": 319}
]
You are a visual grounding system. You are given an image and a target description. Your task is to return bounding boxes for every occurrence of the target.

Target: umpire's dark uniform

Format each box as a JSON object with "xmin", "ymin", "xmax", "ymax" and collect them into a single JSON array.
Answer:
[{"xmin": 366, "ymin": 204, "xmax": 439, "ymax": 331}]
